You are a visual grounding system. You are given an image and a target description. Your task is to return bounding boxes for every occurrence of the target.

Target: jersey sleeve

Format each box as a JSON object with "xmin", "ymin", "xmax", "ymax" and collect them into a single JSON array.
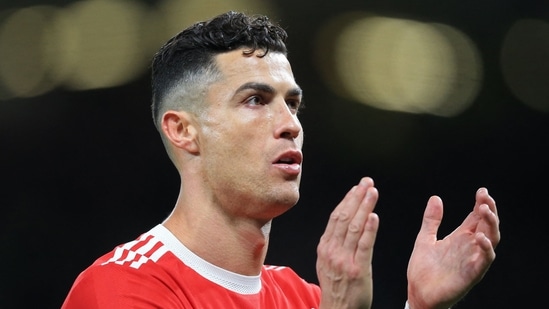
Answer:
[{"xmin": 61, "ymin": 262, "xmax": 185, "ymax": 309}]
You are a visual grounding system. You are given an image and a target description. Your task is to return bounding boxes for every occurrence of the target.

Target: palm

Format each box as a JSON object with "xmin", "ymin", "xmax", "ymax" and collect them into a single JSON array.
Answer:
[{"xmin": 407, "ymin": 189, "xmax": 500, "ymax": 309}]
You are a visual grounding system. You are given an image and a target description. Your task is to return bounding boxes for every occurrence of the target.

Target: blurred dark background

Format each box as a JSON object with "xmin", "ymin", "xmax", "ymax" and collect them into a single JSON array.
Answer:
[{"xmin": 1, "ymin": 0, "xmax": 548, "ymax": 308}]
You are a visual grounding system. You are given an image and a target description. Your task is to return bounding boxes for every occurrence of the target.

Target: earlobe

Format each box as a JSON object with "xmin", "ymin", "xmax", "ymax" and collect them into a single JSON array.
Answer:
[{"xmin": 161, "ymin": 111, "xmax": 199, "ymax": 154}]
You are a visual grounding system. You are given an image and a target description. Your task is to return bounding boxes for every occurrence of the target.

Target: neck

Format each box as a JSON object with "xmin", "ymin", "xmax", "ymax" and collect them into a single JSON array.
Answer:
[{"xmin": 163, "ymin": 200, "xmax": 272, "ymax": 276}]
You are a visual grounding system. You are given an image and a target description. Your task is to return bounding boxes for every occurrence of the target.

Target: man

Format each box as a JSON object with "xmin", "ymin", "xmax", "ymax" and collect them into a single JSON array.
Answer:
[{"xmin": 62, "ymin": 11, "xmax": 500, "ymax": 309}]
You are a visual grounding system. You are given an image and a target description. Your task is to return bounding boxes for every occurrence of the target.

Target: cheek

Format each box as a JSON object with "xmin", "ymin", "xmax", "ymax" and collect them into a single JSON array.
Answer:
[
  {"xmin": 200, "ymin": 111, "xmax": 271, "ymax": 158},
  {"xmin": 202, "ymin": 124, "xmax": 257, "ymax": 160}
]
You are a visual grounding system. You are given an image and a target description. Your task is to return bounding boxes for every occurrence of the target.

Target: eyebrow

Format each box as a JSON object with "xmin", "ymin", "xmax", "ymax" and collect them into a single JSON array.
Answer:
[{"xmin": 235, "ymin": 82, "xmax": 303, "ymax": 98}]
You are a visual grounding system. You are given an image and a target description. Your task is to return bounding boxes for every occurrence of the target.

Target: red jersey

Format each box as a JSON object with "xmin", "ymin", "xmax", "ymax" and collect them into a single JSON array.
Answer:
[{"xmin": 62, "ymin": 224, "xmax": 321, "ymax": 308}]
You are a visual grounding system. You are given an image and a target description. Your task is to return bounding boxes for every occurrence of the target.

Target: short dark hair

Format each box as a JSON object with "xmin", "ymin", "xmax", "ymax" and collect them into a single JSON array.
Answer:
[{"xmin": 150, "ymin": 11, "xmax": 289, "ymax": 130}]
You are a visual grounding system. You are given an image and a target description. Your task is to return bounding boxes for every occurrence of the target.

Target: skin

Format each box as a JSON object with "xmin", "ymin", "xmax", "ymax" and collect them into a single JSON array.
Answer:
[
  {"xmin": 406, "ymin": 188, "xmax": 500, "ymax": 309},
  {"xmin": 317, "ymin": 177, "xmax": 379, "ymax": 309},
  {"xmin": 158, "ymin": 48, "xmax": 500, "ymax": 309},
  {"xmin": 161, "ymin": 50, "xmax": 305, "ymax": 276}
]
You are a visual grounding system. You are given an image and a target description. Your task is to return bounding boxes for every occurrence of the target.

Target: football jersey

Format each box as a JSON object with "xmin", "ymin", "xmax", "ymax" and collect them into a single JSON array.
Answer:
[{"xmin": 62, "ymin": 224, "xmax": 321, "ymax": 308}]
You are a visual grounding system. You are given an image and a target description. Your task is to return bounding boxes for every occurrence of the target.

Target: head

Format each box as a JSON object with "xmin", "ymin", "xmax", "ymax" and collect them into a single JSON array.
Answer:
[
  {"xmin": 151, "ymin": 11, "xmax": 288, "ymax": 132},
  {"xmin": 151, "ymin": 11, "xmax": 304, "ymax": 219}
]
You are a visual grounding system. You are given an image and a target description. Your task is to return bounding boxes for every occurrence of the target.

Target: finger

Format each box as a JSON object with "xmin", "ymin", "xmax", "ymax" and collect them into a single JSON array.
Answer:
[
  {"xmin": 354, "ymin": 212, "xmax": 379, "ymax": 264},
  {"xmin": 415, "ymin": 195, "xmax": 444, "ymax": 245},
  {"xmin": 321, "ymin": 184, "xmax": 358, "ymax": 242},
  {"xmin": 343, "ymin": 186, "xmax": 378, "ymax": 252},
  {"xmin": 475, "ymin": 188, "xmax": 498, "ymax": 216},
  {"xmin": 329, "ymin": 178, "xmax": 374, "ymax": 244},
  {"xmin": 460, "ymin": 188, "xmax": 499, "ymax": 232},
  {"xmin": 478, "ymin": 203, "xmax": 501, "ymax": 248},
  {"xmin": 474, "ymin": 232, "xmax": 497, "ymax": 268}
]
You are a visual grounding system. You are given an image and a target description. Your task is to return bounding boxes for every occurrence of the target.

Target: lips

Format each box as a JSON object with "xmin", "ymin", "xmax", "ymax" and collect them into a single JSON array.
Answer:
[{"xmin": 273, "ymin": 150, "xmax": 303, "ymax": 165}]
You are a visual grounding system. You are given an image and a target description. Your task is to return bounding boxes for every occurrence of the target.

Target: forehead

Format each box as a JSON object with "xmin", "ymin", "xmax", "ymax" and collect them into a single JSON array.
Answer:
[{"xmin": 214, "ymin": 49, "xmax": 297, "ymax": 87}]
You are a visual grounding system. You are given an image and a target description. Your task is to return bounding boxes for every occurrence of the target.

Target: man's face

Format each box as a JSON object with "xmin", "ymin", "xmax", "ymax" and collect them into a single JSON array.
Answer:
[{"xmin": 197, "ymin": 49, "xmax": 304, "ymax": 220}]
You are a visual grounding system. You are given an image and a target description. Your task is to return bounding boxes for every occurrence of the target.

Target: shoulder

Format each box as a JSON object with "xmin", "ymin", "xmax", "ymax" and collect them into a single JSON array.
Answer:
[
  {"xmin": 262, "ymin": 264, "xmax": 310, "ymax": 281},
  {"xmin": 261, "ymin": 265, "xmax": 321, "ymax": 297},
  {"xmin": 62, "ymin": 229, "xmax": 185, "ymax": 308}
]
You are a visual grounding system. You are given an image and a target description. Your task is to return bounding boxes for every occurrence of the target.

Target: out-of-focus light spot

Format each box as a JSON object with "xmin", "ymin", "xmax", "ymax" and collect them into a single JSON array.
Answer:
[
  {"xmin": 0, "ymin": 0, "xmax": 280, "ymax": 101},
  {"xmin": 427, "ymin": 23, "xmax": 483, "ymax": 116},
  {"xmin": 501, "ymin": 18, "xmax": 549, "ymax": 112},
  {"xmin": 138, "ymin": 7, "xmax": 170, "ymax": 67},
  {"xmin": 314, "ymin": 12, "xmax": 368, "ymax": 101},
  {"xmin": 41, "ymin": 6, "xmax": 77, "ymax": 90},
  {"xmin": 159, "ymin": 0, "xmax": 279, "ymax": 40},
  {"xmin": 58, "ymin": 0, "xmax": 148, "ymax": 90},
  {"xmin": 0, "ymin": 6, "xmax": 59, "ymax": 99},
  {"xmin": 315, "ymin": 13, "xmax": 482, "ymax": 117}
]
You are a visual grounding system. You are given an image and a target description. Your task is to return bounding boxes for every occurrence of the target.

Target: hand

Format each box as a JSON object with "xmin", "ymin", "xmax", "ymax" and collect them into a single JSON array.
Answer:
[
  {"xmin": 406, "ymin": 188, "xmax": 500, "ymax": 309},
  {"xmin": 316, "ymin": 177, "xmax": 380, "ymax": 309}
]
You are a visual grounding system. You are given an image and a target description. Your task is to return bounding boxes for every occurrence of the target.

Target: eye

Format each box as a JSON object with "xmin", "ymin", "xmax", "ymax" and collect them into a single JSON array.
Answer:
[
  {"xmin": 287, "ymin": 99, "xmax": 303, "ymax": 113},
  {"xmin": 245, "ymin": 95, "xmax": 265, "ymax": 106}
]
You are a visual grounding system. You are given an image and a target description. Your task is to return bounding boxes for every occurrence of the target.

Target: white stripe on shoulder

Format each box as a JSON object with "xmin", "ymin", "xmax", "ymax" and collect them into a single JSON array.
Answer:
[{"xmin": 101, "ymin": 228, "xmax": 167, "ymax": 269}]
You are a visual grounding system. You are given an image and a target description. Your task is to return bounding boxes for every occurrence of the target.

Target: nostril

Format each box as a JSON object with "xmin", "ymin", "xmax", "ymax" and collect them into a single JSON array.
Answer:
[{"xmin": 280, "ymin": 131, "xmax": 293, "ymax": 139}]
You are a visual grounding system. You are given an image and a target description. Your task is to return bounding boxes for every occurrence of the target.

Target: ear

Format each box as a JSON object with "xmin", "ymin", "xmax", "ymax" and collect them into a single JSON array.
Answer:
[{"xmin": 161, "ymin": 110, "xmax": 200, "ymax": 154}]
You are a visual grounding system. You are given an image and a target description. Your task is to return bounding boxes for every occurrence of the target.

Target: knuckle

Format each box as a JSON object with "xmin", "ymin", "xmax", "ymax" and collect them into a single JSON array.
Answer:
[
  {"xmin": 357, "ymin": 238, "xmax": 373, "ymax": 251},
  {"xmin": 337, "ymin": 211, "xmax": 350, "ymax": 222},
  {"xmin": 348, "ymin": 222, "xmax": 361, "ymax": 233},
  {"xmin": 329, "ymin": 256, "xmax": 346, "ymax": 269}
]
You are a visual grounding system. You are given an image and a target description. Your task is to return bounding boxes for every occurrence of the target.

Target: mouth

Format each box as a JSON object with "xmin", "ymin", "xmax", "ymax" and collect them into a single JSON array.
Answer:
[{"xmin": 273, "ymin": 150, "xmax": 303, "ymax": 166}]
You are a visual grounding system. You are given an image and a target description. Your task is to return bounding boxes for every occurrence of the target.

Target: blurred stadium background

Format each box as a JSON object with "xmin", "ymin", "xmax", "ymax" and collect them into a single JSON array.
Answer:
[{"xmin": 1, "ymin": 0, "xmax": 547, "ymax": 307}]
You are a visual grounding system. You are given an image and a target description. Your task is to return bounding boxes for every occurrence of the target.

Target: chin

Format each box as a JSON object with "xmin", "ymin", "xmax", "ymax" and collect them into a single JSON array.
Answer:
[
  {"xmin": 262, "ymin": 194, "xmax": 299, "ymax": 217},
  {"xmin": 276, "ymin": 194, "xmax": 300, "ymax": 210}
]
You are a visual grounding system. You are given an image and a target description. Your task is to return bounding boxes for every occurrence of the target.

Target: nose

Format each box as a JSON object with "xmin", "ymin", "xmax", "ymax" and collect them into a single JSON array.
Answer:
[{"xmin": 274, "ymin": 100, "xmax": 302, "ymax": 140}]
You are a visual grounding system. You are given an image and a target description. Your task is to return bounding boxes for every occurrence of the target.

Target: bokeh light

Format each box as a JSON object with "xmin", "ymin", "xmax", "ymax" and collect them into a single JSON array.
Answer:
[
  {"xmin": 314, "ymin": 13, "xmax": 483, "ymax": 117},
  {"xmin": 57, "ymin": 0, "xmax": 149, "ymax": 90},
  {"xmin": 0, "ymin": 6, "xmax": 59, "ymax": 99},
  {"xmin": 158, "ymin": 0, "xmax": 279, "ymax": 38},
  {"xmin": 0, "ymin": 0, "xmax": 278, "ymax": 99},
  {"xmin": 501, "ymin": 18, "xmax": 549, "ymax": 113}
]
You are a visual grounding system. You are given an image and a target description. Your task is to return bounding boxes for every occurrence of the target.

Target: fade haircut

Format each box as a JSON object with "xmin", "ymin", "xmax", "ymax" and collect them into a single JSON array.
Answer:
[{"xmin": 150, "ymin": 11, "xmax": 289, "ymax": 131}]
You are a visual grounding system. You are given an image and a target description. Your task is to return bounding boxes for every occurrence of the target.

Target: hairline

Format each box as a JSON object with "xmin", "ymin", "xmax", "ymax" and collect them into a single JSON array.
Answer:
[
  {"xmin": 155, "ymin": 48, "xmax": 290, "ymax": 129},
  {"xmin": 154, "ymin": 60, "xmax": 222, "ymax": 130}
]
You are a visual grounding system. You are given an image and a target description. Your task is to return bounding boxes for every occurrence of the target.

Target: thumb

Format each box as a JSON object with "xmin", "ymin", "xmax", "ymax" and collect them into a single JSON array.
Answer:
[{"xmin": 416, "ymin": 195, "xmax": 444, "ymax": 244}]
